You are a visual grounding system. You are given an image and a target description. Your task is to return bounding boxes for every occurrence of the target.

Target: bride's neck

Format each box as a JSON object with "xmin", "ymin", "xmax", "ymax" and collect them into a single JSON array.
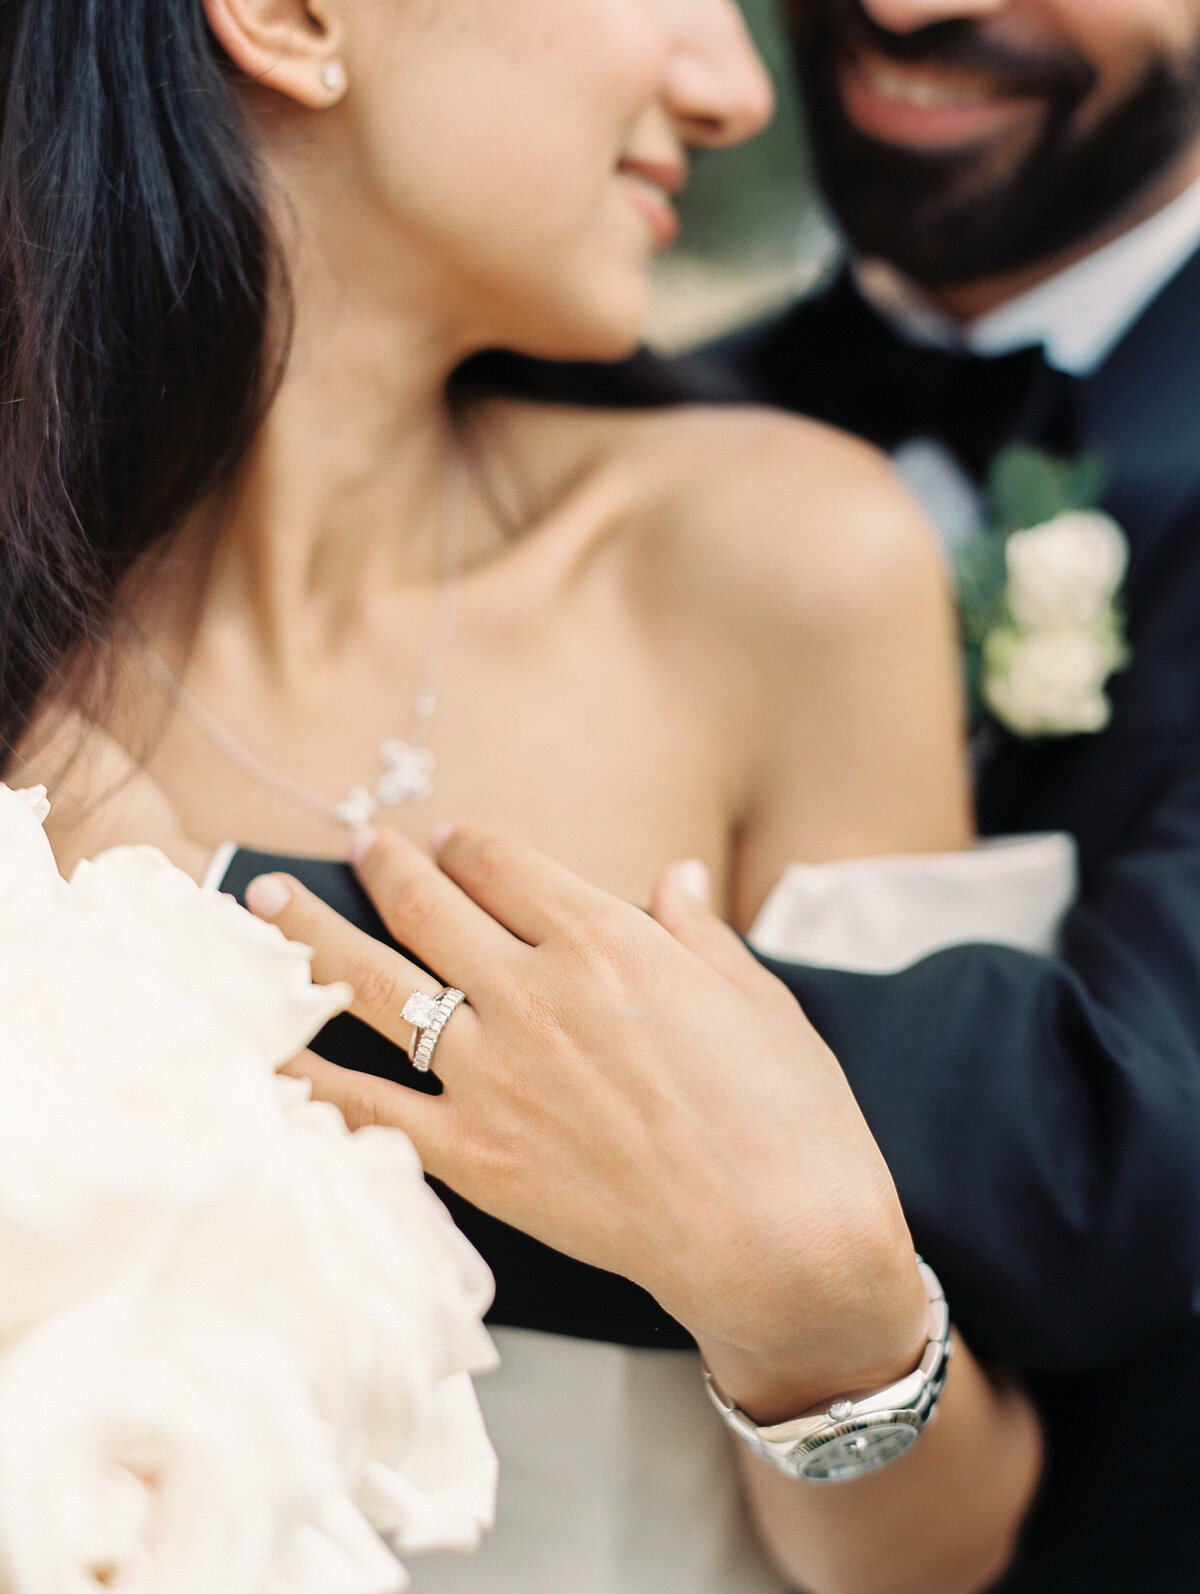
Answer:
[{"xmin": 160, "ymin": 253, "xmax": 491, "ymax": 680}]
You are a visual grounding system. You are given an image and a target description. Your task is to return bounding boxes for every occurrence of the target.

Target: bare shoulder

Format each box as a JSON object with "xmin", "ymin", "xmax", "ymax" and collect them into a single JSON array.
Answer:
[
  {"xmin": 481, "ymin": 396, "xmax": 952, "ymax": 664},
  {"xmin": 637, "ymin": 404, "xmax": 943, "ymax": 615},
  {"xmin": 488, "ymin": 399, "xmax": 971, "ymax": 891},
  {"xmin": 492, "ymin": 396, "xmax": 935, "ymax": 556},
  {"xmin": 578, "ymin": 403, "xmax": 950, "ymax": 650},
  {"xmin": 13, "ymin": 707, "xmax": 210, "ymax": 881}
]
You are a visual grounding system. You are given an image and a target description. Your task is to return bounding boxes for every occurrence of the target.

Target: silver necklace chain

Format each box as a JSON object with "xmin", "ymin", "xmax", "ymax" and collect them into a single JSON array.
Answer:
[{"xmin": 138, "ymin": 444, "xmax": 467, "ymax": 830}]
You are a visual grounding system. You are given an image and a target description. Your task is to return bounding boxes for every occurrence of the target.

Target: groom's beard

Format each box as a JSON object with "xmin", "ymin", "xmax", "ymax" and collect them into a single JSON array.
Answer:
[{"xmin": 790, "ymin": 0, "xmax": 1200, "ymax": 287}]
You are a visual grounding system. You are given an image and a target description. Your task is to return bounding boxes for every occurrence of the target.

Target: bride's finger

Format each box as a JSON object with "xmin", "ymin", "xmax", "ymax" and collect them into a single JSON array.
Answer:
[
  {"xmin": 422, "ymin": 821, "xmax": 625, "ymax": 946},
  {"xmin": 279, "ymin": 1049, "xmax": 458, "ymax": 1173},
  {"xmin": 651, "ymin": 860, "xmax": 791, "ymax": 1003},
  {"xmin": 246, "ymin": 873, "xmax": 481, "ymax": 1068},
  {"xmin": 349, "ymin": 826, "xmax": 525, "ymax": 991}
]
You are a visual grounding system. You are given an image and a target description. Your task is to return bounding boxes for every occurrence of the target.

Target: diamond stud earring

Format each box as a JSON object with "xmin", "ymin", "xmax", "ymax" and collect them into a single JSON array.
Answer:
[{"xmin": 320, "ymin": 62, "xmax": 346, "ymax": 95}]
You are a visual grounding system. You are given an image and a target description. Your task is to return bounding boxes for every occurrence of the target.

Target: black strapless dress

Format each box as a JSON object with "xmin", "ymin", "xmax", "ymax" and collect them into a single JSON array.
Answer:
[{"xmin": 220, "ymin": 848, "xmax": 694, "ymax": 1351}]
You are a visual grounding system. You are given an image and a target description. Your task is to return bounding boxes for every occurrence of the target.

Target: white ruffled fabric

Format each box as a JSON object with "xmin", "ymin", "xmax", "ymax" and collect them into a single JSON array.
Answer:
[
  {"xmin": 0, "ymin": 788, "xmax": 498, "ymax": 1594},
  {"xmin": 406, "ymin": 834, "xmax": 1078, "ymax": 1593}
]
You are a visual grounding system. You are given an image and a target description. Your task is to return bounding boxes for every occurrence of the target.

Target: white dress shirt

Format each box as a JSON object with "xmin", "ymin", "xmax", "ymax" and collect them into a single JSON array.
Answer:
[
  {"xmin": 750, "ymin": 832, "xmax": 1076, "ymax": 971},
  {"xmin": 855, "ymin": 168, "xmax": 1200, "ymax": 375}
]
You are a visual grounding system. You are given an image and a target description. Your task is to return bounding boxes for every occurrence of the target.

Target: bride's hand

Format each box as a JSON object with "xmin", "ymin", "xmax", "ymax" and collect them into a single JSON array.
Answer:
[{"xmin": 247, "ymin": 823, "xmax": 929, "ymax": 1420}]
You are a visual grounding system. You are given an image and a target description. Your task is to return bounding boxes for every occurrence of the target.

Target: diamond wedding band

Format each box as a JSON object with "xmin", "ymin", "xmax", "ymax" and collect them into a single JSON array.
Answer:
[{"xmin": 401, "ymin": 986, "xmax": 467, "ymax": 1073}]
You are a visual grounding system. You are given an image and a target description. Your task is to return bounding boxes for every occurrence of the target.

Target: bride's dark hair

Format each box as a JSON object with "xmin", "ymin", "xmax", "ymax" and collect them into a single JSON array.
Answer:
[{"xmin": 0, "ymin": 0, "xmax": 280, "ymax": 771}]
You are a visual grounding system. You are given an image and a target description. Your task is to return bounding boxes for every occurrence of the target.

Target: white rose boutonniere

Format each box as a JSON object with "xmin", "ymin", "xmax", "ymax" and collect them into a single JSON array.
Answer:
[
  {"xmin": 956, "ymin": 447, "xmax": 1131, "ymax": 738},
  {"xmin": 982, "ymin": 618, "xmax": 1127, "ymax": 738},
  {"xmin": 1004, "ymin": 509, "xmax": 1129, "ymax": 631}
]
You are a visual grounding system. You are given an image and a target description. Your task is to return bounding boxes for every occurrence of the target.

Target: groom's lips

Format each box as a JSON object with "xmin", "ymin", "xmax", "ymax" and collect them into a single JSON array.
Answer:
[{"xmin": 840, "ymin": 49, "xmax": 1045, "ymax": 150}]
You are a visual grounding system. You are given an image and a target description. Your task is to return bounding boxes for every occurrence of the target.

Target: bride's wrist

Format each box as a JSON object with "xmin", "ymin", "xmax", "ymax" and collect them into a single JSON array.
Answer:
[{"xmin": 692, "ymin": 1246, "xmax": 932, "ymax": 1428}]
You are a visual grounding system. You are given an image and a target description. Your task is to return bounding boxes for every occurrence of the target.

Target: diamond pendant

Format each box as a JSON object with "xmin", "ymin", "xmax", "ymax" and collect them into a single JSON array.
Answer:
[
  {"xmin": 376, "ymin": 740, "xmax": 435, "ymax": 805},
  {"xmin": 332, "ymin": 740, "xmax": 435, "ymax": 827},
  {"xmin": 333, "ymin": 786, "xmax": 379, "ymax": 828}
]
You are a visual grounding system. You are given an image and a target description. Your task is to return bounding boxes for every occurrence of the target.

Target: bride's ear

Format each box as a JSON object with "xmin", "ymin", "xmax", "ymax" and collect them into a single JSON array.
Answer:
[{"xmin": 203, "ymin": 0, "xmax": 348, "ymax": 109}]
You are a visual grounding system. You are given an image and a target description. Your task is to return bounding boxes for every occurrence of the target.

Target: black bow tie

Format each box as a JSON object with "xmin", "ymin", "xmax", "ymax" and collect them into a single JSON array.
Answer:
[{"xmin": 750, "ymin": 271, "xmax": 1084, "ymax": 481}]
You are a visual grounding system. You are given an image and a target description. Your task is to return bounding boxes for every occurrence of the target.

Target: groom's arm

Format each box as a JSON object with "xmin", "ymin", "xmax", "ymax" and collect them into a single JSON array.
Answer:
[{"xmin": 759, "ymin": 751, "xmax": 1200, "ymax": 1372}]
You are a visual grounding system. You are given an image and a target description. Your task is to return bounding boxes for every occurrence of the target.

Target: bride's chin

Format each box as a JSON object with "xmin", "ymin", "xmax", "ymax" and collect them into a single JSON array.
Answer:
[
  {"xmin": 560, "ymin": 323, "xmax": 646, "ymax": 363},
  {"xmin": 493, "ymin": 273, "xmax": 653, "ymax": 365},
  {"xmin": 517, "ymin": 308, "xmax": 650, "ymax": 366}
]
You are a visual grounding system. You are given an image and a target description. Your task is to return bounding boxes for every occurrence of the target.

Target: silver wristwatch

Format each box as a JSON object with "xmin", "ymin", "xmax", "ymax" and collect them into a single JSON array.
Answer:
[{"xmin": 704, "ymin": 1256, "xmax": 952, "ymax": 1482}]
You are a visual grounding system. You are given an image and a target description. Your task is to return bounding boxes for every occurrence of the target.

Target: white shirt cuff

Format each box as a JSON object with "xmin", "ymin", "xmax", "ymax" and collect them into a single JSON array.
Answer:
[{"xmin": 746, "ymin": 834, "xmax": 1078, "ymax": 974}]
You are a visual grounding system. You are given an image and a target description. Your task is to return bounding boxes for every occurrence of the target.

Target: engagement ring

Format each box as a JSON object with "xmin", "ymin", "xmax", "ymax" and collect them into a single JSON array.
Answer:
[{"xmin": 401, "ymin": 986, "xmax": 468, "ymax": 1073}]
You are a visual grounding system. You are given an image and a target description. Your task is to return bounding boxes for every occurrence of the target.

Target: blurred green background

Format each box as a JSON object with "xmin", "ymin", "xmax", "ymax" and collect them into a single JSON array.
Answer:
[{"xmin": 648, "ymin": 0, "xmax": 837, "ymax": 350}]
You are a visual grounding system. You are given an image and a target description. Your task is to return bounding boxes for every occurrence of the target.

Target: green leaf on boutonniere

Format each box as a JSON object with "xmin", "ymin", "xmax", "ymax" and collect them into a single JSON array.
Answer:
[
  {"xmin": 956, "ymin": 527, "xmax": 1008, "ymax": 645},
  {"xmin": 987, "ymin": 444, "xmax": 1108, "ymax": 536}
]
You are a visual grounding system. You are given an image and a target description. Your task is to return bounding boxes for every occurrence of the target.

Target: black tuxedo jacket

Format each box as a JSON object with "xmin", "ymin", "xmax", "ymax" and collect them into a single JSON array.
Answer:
[{"xmin": 719, "ymin": 253, "xmax": 1200, "ymax": 1590}]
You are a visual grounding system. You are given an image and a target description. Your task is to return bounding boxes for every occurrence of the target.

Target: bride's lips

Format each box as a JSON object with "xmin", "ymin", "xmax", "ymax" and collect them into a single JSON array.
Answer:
[
  {"xmin": 618, "ymin": 159, "xmax": 685, "ymax": 248},
  {"xmin": 840, "ymin": 50, "xmax": 1044, "ymax": 150}
]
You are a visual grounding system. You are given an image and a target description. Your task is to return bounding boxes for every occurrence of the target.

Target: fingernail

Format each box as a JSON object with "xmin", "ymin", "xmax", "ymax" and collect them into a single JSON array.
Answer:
[
  {"xmin": 246, "ymin": 874, "xmax": 292, "ymax": 921},
  {"xmin": 347, "ymin": 826, "xmax": 377, "ymax": 868},
  {"xmin": 676, "ymin": 859, "xmax": 711, "ymax": 906},
  {"xmin": 429, "ymin": 822, "xmax": 454, "ymax": 855}
]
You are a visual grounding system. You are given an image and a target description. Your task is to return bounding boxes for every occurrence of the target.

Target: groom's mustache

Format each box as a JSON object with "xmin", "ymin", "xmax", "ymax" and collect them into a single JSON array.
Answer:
[{"xmin": 789, "ymin": 0, "xmax": 1095, "ymax": 107}]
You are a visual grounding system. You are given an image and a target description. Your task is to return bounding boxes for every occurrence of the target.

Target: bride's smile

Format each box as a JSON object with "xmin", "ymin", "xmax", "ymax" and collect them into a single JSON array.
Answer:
[
  {"xmin": 614, "ymin": 155, "xmax": 688, "ymax": 249},
  {"xmin": 209, "ymin": 0, "xmax": 773, "ymax": 367}
]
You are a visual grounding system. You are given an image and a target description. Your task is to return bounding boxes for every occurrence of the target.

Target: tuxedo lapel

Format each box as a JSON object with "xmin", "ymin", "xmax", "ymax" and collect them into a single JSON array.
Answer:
[
  {"xmin": 1081, "ymin": 243, "xmax": 1200, "ymax": 564},
  {"xmin": 978, "ymin": 249, "xmax": 1200, "ymax": 840}
]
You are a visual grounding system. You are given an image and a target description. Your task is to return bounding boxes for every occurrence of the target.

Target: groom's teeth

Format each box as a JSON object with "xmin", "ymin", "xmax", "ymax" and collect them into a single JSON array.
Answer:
[{"xmin": 866, "ymin": 63, "xmax": 993, "ymax": 109}]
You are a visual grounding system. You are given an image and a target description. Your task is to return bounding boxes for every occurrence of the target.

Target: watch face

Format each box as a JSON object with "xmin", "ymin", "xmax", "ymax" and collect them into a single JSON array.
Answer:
[{"xmin": 799, "ymin": 1419, "xmax": 921, "ymax": 1481}]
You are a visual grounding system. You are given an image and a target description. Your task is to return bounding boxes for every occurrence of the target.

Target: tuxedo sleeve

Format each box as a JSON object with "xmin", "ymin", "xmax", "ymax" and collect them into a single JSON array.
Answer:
[{"xmin": 756, "ymin": 755, "xmax": 1200, "ymax": 1372}]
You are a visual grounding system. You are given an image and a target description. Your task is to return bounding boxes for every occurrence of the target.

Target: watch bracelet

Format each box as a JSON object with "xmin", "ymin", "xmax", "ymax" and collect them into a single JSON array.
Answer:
[{"xmin": 704, "ymin": 1255, "xmax": 952, "ymax": 1481}]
